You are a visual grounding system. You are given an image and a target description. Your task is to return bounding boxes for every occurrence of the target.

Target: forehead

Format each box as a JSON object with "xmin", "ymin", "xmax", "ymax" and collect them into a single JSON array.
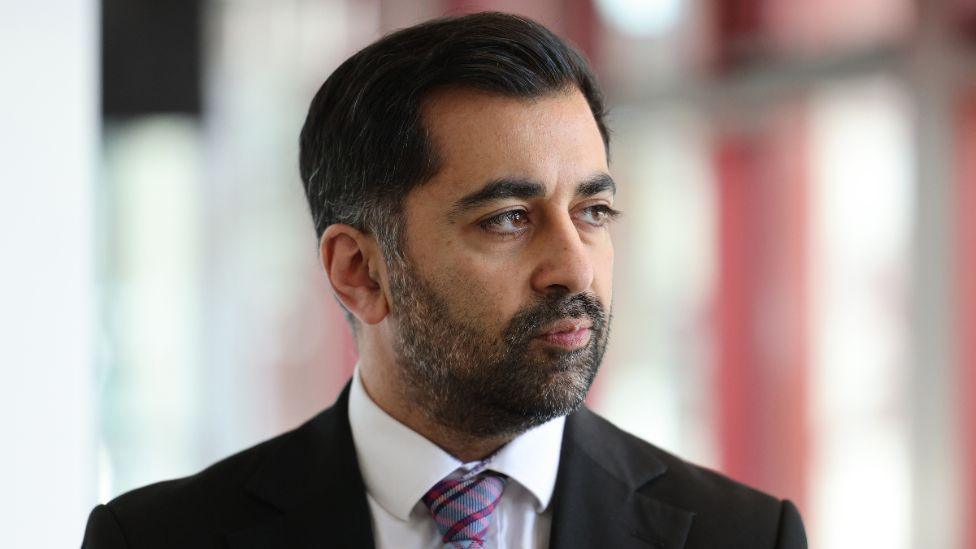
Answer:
[{"xmin": 418, "ymin": 87, "xmax": 608, "ymax": 200}]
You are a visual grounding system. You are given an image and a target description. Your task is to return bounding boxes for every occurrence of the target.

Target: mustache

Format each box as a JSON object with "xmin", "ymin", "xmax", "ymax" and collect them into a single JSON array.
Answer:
[{"xmin": 503, "ymin": 292, "xmax": 606, "ymax": 345}]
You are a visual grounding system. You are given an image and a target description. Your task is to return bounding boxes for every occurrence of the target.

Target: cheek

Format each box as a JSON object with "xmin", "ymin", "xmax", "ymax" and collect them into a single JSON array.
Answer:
[
  {"xmin": 594, "ymin": 239, "xmax": 614, "ymax": 305},
  {"xmin": 430, "ymin": 254, "xmax": 528, "ymax": 325}
]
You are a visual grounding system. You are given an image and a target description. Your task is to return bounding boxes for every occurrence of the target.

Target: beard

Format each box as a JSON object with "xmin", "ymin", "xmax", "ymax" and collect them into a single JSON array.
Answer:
[{"xmin": 386, "ymin": 256, "xmax": 611, "ymax": 439}]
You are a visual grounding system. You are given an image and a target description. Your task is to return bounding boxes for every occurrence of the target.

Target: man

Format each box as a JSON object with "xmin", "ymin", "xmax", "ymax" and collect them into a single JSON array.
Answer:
[{"xmin": 83, "ymin": 12, "xmax": 806, "ymax": 549}]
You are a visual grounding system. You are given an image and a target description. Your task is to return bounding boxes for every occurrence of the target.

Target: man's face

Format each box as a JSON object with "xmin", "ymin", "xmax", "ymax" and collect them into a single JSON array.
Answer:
[{"xmin": 387, "ymin": 87, "xmax": 615, "ymax": 438}]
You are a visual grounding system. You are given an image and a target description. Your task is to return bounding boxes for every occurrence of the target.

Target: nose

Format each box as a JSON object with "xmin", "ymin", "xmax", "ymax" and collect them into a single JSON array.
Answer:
[{"xmin": 529, "ymin": 215, "xmax": 594, "ymax": 296}]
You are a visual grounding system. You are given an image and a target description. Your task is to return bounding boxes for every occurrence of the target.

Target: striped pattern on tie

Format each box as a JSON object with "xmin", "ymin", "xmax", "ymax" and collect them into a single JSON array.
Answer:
[{"xmin": 421, "ymin": 472, "xmax": 507, "ymax": 549}]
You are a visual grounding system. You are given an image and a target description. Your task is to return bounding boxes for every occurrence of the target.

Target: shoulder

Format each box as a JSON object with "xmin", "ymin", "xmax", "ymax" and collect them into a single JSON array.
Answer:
[
  {"xmin": 112, "ymin": 426, "xmax": 291, "ymax": 509},
  {"xmin": 82, "ymin": 385, "xmax": 361, "ymax": 548},
  {"xmin": 83, "ymin": 410, "xmax": 325, "ymax": 549},
  {"xmin": 91, "ymin": 428, "xmax": 294, "ymax": 547},
  {"xmin": 567, "ymin": 407, "xmax": 806, "ymax": 548}
]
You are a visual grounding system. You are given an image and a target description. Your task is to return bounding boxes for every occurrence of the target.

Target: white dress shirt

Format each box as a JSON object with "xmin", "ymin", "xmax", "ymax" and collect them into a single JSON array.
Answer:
[{"xmin": 348, "ymin": 367, "xmax": 566, "ymax": 548}]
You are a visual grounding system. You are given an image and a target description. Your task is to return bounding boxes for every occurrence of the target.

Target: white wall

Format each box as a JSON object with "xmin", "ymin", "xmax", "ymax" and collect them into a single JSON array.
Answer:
[{"xmin": 0, "ymin": 0, "xmax": 97, "ymax": 546}]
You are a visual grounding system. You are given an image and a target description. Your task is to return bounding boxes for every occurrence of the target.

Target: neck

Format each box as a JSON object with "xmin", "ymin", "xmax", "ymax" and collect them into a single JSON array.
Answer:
[{"xmin": 358, "ymin": 356, "xmax": 514, "ymax": 462}]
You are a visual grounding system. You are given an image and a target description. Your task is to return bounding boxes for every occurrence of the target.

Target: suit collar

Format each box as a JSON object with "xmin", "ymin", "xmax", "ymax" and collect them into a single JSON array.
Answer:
[
  {"xmin": 548, "ymin": 406, "xmax": 695, "ymax": 549},
  {"xmin": 226, "ymin": 382, "xmax": 376, "ymax": 549}
]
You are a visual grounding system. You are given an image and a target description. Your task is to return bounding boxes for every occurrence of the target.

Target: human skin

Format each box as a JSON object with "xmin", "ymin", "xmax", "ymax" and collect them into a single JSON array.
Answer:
[{"xmin": 320, "ymin": 87, "xmax": 615, "ymax": 461}]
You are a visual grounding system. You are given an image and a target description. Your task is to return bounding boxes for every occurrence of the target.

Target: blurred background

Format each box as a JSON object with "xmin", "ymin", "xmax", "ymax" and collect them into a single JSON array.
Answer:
[{"xmin": 1, "ymin": 0, "xmax": 974, "ymax": 547}]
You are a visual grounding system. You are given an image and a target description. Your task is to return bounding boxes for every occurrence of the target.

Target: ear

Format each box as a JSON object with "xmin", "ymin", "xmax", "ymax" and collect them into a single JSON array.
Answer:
[{"xmin": 319, "ymin": 224, "xmax": 389, "ymax": 325}]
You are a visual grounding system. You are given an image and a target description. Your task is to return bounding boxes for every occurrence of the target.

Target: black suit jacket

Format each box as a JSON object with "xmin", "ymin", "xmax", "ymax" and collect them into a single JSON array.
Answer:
[{"xmin": 82, "ymin": 382, "xmax": 807, "ymax": 548}]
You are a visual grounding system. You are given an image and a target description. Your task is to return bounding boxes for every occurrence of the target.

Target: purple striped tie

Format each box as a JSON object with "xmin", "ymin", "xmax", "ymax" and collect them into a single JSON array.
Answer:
[{"xmin": 421, "ymin": 471, "xmax": 508, "ymax": 549}]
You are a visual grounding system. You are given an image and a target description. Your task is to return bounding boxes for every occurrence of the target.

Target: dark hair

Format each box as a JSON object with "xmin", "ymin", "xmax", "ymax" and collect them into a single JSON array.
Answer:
[{"xmin": 299, "ymin": 11, "xmax": 609, "ymax": 259}]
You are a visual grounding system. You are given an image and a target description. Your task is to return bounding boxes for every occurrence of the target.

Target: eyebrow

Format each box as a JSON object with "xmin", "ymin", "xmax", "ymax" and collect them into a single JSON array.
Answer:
[
  {"xmin": 448, "ymin": 173, "xmax": 616, "ymax": 221},
  {"xmin": 576, "ymin": 173, "xmax": 616, "ymax": 197}
]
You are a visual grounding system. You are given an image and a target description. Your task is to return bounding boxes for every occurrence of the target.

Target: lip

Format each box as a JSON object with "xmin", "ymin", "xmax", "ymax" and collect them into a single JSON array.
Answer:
[
  {"xmin": 540, "ymin": 318, "xmax": 592, "ymax": 335},
  {"xmin": 534, "ymin": 318, "xmax": 593, "ymax": 349}
]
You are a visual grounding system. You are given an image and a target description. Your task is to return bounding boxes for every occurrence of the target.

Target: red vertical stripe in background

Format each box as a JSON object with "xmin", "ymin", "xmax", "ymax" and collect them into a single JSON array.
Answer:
[
  {"xmin": 956, "ymin": 93, "xmax": 976, "ymax": 549},
  {"xmin": 714, "ymin": 107, "xmax": 810, "ymax": 511},
  {"xmin": 712, "ymin": 0, "xmax": 764, "ymax": 71},
  {"xmin": 956, "ymin": 0, "xmax": 976, "ymax": 36},
  {"xmin": 772, "ymin": 109, "xmax": 811, "ymax": 515},
  {"xmin": 563, "ymin": 0, "xmax": 600, "ymax": 62},
  {"xmin": 716, "ymin": 137, "xmax": 765, "ymax": 484}
]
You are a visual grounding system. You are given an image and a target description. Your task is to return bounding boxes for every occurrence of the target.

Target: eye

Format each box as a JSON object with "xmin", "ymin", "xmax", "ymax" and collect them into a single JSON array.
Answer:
[
  {"xmin": 576, "ymin": 204, "xmax": 622, "ymax": 227},
  {"xmin": 478, "ymin": 209, "xmax": 531, "ymax": 235}
]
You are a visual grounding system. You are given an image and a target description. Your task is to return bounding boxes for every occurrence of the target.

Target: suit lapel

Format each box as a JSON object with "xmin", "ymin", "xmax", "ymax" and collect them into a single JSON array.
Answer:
[
  {"xmin": 226, "ymin": 383, "xmax": 375, "ymax": 549},
  {"xmin": 548, "ymin": 407, "xmax": 695, "ymax": 549}
]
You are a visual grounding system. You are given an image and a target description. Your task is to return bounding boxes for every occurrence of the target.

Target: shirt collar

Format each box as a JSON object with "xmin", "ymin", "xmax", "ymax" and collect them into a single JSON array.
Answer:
[
  {"xmin": 347, "ymin": 364, "xmax": 565, "ymax": 520},
  {"xmin": 478, "ymin": 404, "xmax": 565, "ymax": 513}
]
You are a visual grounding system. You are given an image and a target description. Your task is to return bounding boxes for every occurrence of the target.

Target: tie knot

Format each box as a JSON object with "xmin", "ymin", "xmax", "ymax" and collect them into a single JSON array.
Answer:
[{"xmin": 422, "ymin": 471, "xmax": 508, "ymax": 548}]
